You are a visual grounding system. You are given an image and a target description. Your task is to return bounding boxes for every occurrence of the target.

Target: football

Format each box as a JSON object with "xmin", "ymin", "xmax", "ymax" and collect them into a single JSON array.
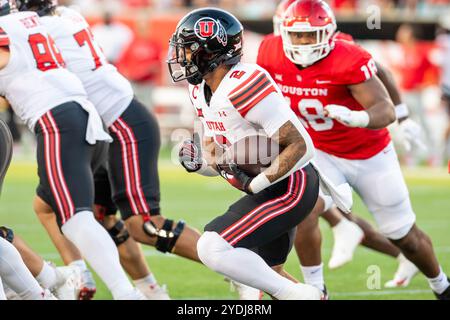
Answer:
[{"xmin": 218, "ymin": 135, "xmax": 281, "ymax": 177}]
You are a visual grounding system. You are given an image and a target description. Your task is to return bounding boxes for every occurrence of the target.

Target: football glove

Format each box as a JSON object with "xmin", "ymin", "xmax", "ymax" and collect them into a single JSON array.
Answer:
[
  {"xmin": 217, "ymin": 162, "xmax": 253, "ymax": 194},
  {"xmin": 179, "ymin": 133, "xmax": 203, "ymax": 173},
  {"xmin": 324, "ymin": 104, "xmax": 370, "ymax": 128},
  {"xmin": 399, "ymin": 118, "xmax": 427, "ymax": 152}
]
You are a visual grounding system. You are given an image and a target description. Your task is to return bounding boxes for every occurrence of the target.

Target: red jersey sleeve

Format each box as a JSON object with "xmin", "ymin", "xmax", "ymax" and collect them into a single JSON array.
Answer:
[
  {"xmin": 256, "ymin": 34, "xmax": 279, "ymax": 74},
  {"xmin": 330, "ymin": 40, "xmax": 377, "ymax": 85}
]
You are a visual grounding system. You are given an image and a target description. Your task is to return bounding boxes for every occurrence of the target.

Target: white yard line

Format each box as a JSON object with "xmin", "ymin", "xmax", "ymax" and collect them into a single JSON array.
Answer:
[{"xmin": 331, "ymin": 289, "xmax": 431, "ymax": 297}]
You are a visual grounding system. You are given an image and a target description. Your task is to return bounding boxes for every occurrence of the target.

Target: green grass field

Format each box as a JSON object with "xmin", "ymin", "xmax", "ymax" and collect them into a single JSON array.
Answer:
[{"xmin": 1, "ymin": 158, "xmax": 449, "ymax": 300}]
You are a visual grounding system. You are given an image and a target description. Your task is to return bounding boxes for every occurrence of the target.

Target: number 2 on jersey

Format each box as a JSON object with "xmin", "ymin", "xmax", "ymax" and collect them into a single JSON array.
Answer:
[
  {"xmin": 74, "ymin": 29, "xmax": 103, "ymax": 70},
  {"xmin": 29, "ymin": 33, "xmax": 65, "ymax": 71}
]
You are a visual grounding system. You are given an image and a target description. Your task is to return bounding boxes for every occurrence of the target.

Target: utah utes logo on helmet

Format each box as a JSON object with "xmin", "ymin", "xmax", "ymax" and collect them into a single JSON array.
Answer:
[{"xmin": 194, "ymin": 17, "xmax": 228, "ymax": 46}]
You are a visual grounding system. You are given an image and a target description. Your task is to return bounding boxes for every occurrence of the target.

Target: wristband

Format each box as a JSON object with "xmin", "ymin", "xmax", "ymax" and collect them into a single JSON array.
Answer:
[
  {"xmin": 353, "ymin": 110, "xmax": 370, "ymax": 128},
  {"xmin": 249, "ymin": 173, "xmax": 271, "ymax": 194},
  {"xmin": 395, "ymin": 103, "xmax": 409, "ymax": 120}
]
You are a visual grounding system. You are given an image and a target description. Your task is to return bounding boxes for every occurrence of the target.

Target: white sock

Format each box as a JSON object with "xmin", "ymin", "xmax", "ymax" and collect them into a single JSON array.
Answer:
[
  {"xmin": 427, "ymin": 267, "xmax": 450, "ymax": 294},
  {"xmin": 69, "ymin": 259, "xmax": 88, "ymax": 272},
  {"xmin": 0, "ymin": 277, "xmax": 6, "ymax": 300},
  {"xmin": 35, "ymin": 262, "xmax": 59, "ymax": 289},
  {"xmin": 61, "ymin": 211, "xmax": 135, "ymax": 300},
  {"xmin": 332, "ymin": 218, "xmax": 349, "ymax": 233},
  {"xmin": 0, "ymin": 238, "xmax": 44, "ymax": 300},
  {"xmin": 197, "ymin": 232, "xmax": 295, "ymax": 299},
  {"xmin": 301, "ymin": 263, "xmax": 325, "ymax": 291},
  {"xmin": 134, "ymin": 274, "xmax": 158, "ymax": 290}
]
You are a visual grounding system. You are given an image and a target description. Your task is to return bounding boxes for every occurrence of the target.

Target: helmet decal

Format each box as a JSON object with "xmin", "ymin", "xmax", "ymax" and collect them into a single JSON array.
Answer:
[{"xmin": 194, "ymin": 17, "xmax": 228, "ymax": 46}]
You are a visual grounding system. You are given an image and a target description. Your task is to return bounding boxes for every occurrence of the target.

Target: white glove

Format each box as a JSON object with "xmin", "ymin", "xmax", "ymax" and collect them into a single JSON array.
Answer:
[
  {"xmin": 399, "ymin": 118, "xmax": 427, "ymax": 152},
  {"xmin": 324, "ymin": 104, "xmax": 370, "ymax": 128}
]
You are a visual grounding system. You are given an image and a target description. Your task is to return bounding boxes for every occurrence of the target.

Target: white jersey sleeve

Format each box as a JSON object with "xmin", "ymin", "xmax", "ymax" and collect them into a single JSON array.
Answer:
[{"xmin": 0, "ymin": 11, "xmax": 87, "ymax": 131}]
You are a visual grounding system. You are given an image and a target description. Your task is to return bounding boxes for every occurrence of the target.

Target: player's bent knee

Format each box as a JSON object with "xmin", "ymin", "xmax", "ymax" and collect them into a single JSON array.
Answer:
[
  {"xmin": 0, "ymin": 226, "xmax": 14, "ymax": 243},
  {"xmin": 106, "ymin": 220, "xmax": 130, "ymax": 246},
  {"xmin": 372, "ymin": 198, "xmax": 416, "ymax": 240},
  {"xmin": 142, "ymin": 218, "xmax": 185, "ymax": 253},
  {"xmin": 381, "ymin": 221, "xmax": 414, "ymax": 241},
  {"xmin": 197, "ymin": 232, "xmax": 232, "ymax": 271},
  {"xmin": 390, "ymin": 225, "xmax": 421, "ymax": 254}
]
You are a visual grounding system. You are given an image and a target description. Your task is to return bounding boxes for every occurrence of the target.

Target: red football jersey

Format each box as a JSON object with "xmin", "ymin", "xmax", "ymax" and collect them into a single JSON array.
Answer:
[{"xmin": 257, "ymin": 35, "xmax": 391, "ymax": 160}]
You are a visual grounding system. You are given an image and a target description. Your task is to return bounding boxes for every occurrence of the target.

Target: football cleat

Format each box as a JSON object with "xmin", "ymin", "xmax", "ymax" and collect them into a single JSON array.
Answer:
[
  {"xmin": 139, "ymin": 284, "xmax": 171, "ymax": 300},
  {"xmin": 53, "ymin": 265, "xmax": 82, "ymax": 300},
  {"xmin": 328, "ymin": 218, "xmax": 364, "ymax": 269},
  {"xmin": 78, "ymin": 267, "xmax": 97, "ymax": 300},
  {"xmin": 434, "ymin": 279, "xmax": 450, "ymax": 300},
  {"xmin": 384, "ymin": 253, "xmax": 419, "ymax": 288},
  {"xmin": 282, "ymin": 283, "xmax": 322, "ymax": 300},
  {"xmin": 117, "ymin": 288, "xmax": 147, "ymax": 300},
  {"xmin": 226, "ymin": 278, "xmax": 264, "ymax": 300}
]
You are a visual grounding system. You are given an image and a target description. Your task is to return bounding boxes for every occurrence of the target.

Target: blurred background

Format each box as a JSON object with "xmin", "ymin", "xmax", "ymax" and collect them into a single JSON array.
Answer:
[{"xmin": 2, "ymin": 0, "xmax": 450, "ymax": 167}]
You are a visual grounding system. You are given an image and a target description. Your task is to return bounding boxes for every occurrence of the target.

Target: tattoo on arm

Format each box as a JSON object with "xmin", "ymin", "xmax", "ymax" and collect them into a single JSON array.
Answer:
[{"xmin": 263, "ymin": 121, "xmax": 307, "ymax": 183}]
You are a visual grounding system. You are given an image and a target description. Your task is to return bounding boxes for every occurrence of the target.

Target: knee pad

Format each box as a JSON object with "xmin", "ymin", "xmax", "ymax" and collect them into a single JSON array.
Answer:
[
  {"xmin": 142, "ymin": 218, "xmax": 185, "ymax": 253},
  {"xmin": 197, "ymin": 232, "xmax": 232, "ymax": 271},
  {"xmin": 373, "ymin": 199, "xmax": 416, "ymax": 240},
  {"xmin": 107, "ymin": 220, "xmax": 130, "ymax": 246},
  {"xmin": 0, "ymin": 226, "xmax": 14, "ymax": 243},
  {"xmin": 383, "ymin": 222, "xmax": 415, "ymax": 241}
]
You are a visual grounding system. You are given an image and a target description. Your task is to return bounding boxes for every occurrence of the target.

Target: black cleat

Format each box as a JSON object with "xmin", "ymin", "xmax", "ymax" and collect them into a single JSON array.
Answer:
[{"xmin": 434, "ymin": 278, "xmax": 450, "ymax": 300}]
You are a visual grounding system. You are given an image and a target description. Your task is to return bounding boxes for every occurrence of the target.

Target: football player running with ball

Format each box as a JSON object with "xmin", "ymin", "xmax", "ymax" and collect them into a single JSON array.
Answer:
[
  {"xmin": 169, "ymin": 7, "xmax": 342, "ymax": 300},
  {"xmin": 258, "ymin": 0, "xmax": 450, "ymax": 299}
]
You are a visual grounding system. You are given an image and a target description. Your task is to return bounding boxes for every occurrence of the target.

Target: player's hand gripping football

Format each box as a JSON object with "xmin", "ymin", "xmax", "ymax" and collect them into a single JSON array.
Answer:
[
  {"xmin": 179, "ymin": 133, "xmax": 203, "ymax": 173},
  {"xmin": 324, "ymin": 104, "xmax": 369, "ymax": 128},
  {"xmin": 399, "ymin": 118, "xmax": 427, "ymax": 152},
  {"xmin": 217, "ymin": 162, "xmax": 253, "ymax": 195}
]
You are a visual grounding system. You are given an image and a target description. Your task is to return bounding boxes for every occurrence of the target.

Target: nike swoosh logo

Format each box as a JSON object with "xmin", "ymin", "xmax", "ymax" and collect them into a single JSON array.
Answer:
[{"xmin": 316, "ymin": 80, "xmax": 331, "ymax": 84}]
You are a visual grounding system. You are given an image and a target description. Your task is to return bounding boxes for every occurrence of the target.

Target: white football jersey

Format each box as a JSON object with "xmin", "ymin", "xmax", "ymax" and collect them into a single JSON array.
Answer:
[
  {"xmin": 0, "ymin": 11, "xmax": 87, "ymax": 131},
  {"xmin": 188, "ymin": 62, "xmax": 313, "ymax": 174},
  {"xmin": 40, "ymin": 7, "xmax": 133, "ymax": 126}
]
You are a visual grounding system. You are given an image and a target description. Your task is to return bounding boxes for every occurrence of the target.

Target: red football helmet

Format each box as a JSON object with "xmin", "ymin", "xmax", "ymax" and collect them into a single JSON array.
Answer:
[
  {"xmin": 280, "ymin": 0, "xmax": 337, "ymax": 66},
  {"xmin": 273, "ymin": 0, "xmax": 296, "ymax": 36}
]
